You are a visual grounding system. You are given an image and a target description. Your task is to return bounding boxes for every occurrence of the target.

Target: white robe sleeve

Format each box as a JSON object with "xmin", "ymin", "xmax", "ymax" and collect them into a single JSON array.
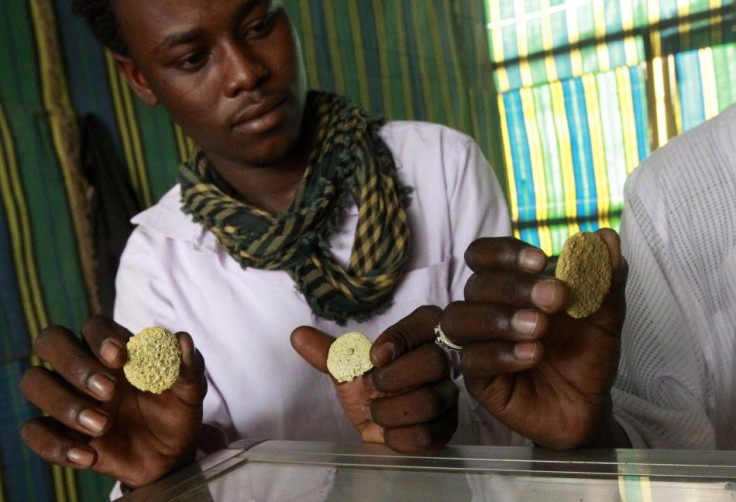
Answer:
[{"xmin": 612, "ymin": 148, "xmax": 718, "ymax": 449}]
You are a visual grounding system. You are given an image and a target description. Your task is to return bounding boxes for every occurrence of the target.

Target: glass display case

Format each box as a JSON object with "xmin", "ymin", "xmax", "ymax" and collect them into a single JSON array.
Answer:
[{"xmin": 119, "ymin": 440, "xmax": 736, "ymax": 501}]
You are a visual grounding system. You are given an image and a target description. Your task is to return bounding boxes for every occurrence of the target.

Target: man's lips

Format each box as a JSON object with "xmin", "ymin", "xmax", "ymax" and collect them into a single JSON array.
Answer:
[{"xmin": 230, "ymin": 95, "xmax": 287, "ymax": 133}]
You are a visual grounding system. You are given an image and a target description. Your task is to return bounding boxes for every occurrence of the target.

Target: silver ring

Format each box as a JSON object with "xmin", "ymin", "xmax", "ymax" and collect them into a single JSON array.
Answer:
[{"xmin": 434, "ymin": 324, "xmax": 463, "ymax": 351}]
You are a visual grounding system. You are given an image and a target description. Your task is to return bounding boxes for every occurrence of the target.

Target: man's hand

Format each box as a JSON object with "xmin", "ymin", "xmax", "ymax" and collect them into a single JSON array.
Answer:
[
  {"xmin": 291, "ymin": 306, "xmax": 458, "ymax": 453},
  {"xmin": 19, "ymin": 315, "xmax": 207, "ymax": 488},
  {"xmin": 444, "ymin": 229, "xmax": 629, "ymax": 449}
]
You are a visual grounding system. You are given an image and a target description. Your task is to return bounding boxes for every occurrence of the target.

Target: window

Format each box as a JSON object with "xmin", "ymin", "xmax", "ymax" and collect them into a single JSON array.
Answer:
[{"xmin": 485, "ymin": 0, "xmax": 736, "ymax": 254}]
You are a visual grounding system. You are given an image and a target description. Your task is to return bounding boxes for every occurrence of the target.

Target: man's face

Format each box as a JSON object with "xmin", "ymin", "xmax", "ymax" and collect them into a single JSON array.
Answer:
[{"xmin": 115, "ymin": 0, "xmax": 308, "ymax": 169}]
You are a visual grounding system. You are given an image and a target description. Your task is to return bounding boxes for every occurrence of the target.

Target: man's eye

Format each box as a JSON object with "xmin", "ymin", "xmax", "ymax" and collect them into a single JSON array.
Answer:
[
  {"xmin": 246, "ymin": 13, "xmax": 276, "ymax": 38},
  {"xmin": 177, "ymin": 52, "xmax": 209, "ymax": 70}
]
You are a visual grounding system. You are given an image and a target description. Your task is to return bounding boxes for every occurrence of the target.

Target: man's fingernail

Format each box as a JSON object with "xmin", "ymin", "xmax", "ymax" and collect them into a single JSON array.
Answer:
[
  {"xmin": 100, "ymin": 339, "xmax": 123, "ymax": 366},
  {"xmin": 531, "ymin": 279, "xmax": 558, "ymax": 310},
  {"xmin": 180, "ymin": 335, "xmax": 193, "ymax": 367},
  {"xmin": 78, "ymin": 409, "xmax": 109, "ymax": 435},
  {"xmin": 373, "ymin": 342, "xmax": 396, "ymax": 365},
  {"xmin": 360, "ymin": 373, "xmax": 375, "ymax": 391},
  {"xmin": 66, "ymin": 447, "xmax": 95, "ymax": 467},
  {"xmin": 519, "ymin": 248, "xmax": 546, "ymax": 272},
  {"xmin": 511, "ymin": 310, "xmax": 539, "ymax": 336},
  {"xmin": 86, "ymin": 372, "xmax": 115, "ymax": 400},
  {"xmin": 514, "ymin": 341, "xmax": 538, "ymax": 361}
]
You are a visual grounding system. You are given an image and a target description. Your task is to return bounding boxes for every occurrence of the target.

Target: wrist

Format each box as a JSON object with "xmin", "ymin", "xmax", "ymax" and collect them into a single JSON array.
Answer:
[{"xmin": 583, "ymin": 398, "xmax": 632, "ymax": 448}]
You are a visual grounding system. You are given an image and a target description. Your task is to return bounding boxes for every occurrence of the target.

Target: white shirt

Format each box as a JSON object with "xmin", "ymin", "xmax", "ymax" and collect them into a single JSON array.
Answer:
[
  {"xmin": 114, "ymin": 121, "xmax": 519, "ymax": 446},
  {"xmin": 612, "ymin": 105, "xmax": 736, "ymax": 449}
]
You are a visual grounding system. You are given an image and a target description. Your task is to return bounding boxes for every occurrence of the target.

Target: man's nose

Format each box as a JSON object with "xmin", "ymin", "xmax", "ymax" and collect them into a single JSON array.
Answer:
[{"xmin": 223, "ymin": 42, "xmax": 269, "ymax": 97}]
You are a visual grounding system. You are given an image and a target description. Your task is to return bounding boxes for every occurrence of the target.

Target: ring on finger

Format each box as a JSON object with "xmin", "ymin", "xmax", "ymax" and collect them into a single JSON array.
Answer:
[{"xmin": 434, "ymin": 324, "xmax": 463, "ymax": 351}]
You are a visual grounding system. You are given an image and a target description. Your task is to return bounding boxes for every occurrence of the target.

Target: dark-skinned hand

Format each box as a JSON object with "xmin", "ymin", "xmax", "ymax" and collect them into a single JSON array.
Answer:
[
  {"xmin": 441, "ymin": 228, "xmax": 629, "ymax": 450},
  {"xmin": 291, "ymin": 305, "xmax": 458, "ymax": 453},
  {"xmin": 19, "ymin": 315, "xmax": 207, "ymax": 488}
]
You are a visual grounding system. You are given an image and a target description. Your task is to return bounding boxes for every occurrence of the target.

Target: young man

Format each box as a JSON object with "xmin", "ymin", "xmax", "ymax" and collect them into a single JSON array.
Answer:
[
  {"xmin": 19, "ymin": 0, "xmax": 508, "ymax": 488},
  {"xmin": 19, "ymin": 0, "xmax": 627, "ymax": 492}
]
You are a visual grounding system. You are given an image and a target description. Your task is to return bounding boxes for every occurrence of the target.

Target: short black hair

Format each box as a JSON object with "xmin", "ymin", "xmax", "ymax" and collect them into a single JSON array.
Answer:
[{"xmin": 71, "ymin": 0, "xmax": 129, "ymax": 57}]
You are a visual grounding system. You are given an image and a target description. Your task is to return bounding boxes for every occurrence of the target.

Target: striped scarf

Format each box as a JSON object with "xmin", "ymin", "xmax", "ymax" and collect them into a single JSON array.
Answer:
[{"xmin": 178, "ymin": 91, "xmax": 412, "ymax": 324}]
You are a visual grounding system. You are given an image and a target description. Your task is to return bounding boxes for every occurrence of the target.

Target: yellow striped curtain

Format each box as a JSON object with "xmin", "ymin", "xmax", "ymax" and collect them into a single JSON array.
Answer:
[
  {"xmin": 486, "ymin": 0, "xmax": 736, "ymax": 255},
  {"xmin": 0, "ymin": 0, "xmax": 115, "ymax": 500}
]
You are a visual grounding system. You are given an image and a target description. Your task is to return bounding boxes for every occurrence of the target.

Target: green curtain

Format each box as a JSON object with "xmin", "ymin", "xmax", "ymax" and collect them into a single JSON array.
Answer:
[
  {"xmin": 486, "ymin": 0, "xmax": 736, "ymax": 255},
  {"xmin": 1, "ymin": 0, "xmax": 106, "ymax": 500},
  {"xmin": 1, "ymin": 1, "xmax": 499, "ymax": 500}
]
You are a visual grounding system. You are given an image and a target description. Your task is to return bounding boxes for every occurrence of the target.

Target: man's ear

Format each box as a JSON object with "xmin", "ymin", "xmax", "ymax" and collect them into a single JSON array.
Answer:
[{"xmin": 114, "ymin": 55, "xmax": 159, "ymax": 107}]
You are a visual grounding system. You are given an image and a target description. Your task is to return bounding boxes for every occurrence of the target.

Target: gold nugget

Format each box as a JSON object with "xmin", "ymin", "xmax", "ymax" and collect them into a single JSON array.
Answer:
[
  {"xmin": 555, "ymin": 231, "xmax": 612, "ymax": 318},
  {"xmin": 326, "ymin": 331, "xmax": 374, "ymax": 383},
  {"xmin": 123, "ymin": 326, "xmax": 181, "ymax": 394}
]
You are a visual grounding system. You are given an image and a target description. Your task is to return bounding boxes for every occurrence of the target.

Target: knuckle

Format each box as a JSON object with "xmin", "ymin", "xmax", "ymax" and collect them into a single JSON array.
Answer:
[
  {"xmin": 50, "ymin": 443, "xmax": 71, "ymax": 464},
  {"xmin": 83, "ymin": 315, "xmax": 125, "ymax": 345},
  {"xmin": 459, "ymin": 347, "xmax": 489, "ymax": 379},
  {"xmin": 464, "ymin": 238, "xmax": 487, "ymax": 265},
  {"xmin": 443, "ymin": 300, "xmax": 461, "ymax": 316},
  {"xmin": 19, "ymin": 421, "xmax": 62, "ymax": 463},
  {"xmin": 497, "ymin": 271, "xmax": 517, "ymax": 298},
  {"xmin": 371, "ymin": 367, "xmax": 392, "ymax": 391},
  {"xmin": 482, "ymin": 306, "xmax": 511, "ymax": 334},
  {"xmin": 442, "ymin": 302, "xmax": 464, "ymax": 327},
  {"xmin": 417, "ymin": 389, "xmax": 442, "ymax": 418},
  {"xmin": 412, "ymin": 304, "xmax": 442, "ymax": 318},
  {"xmin": 84, "ymin": 314, "xmax": 107, "ymax": 329},
  {"xmin": 419, "ymin": 381, "xmax": 456, "ymax": 418},
  {"xmin": 19, "ymin": 366, "xmax": 45, "ymax": 397},
  {"xmin": 34, "ymin": 326, "xmax": 59, "ymax": 354},
  {"xmin": 427, "ymin": 346, "xmax": 451, "ymax": 376},
  {"xmin": 69, "ymin": 361, "xmax": 96, "ymax": 390},
  {"xmin": 463, "ymin": 273, "xmax": 478, "ymax": 297},
  {"xmin": 19, "ymin": 421, "xmax": 35, "ymax": 445},
  {"xmin": 66, "ymin": 404, "xmax": 88, "ymax": 428},
  {"xmin": 410, "ymin": 426, "xmax": 435, "ymax": 451}
]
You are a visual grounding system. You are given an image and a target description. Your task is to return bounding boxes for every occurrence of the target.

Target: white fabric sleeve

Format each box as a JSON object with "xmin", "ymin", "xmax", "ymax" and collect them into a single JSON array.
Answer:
[
  {"xmin": 113, "ymin": 227, "xmax": 179, "ymax": 334},
  {"xmin": 445, "ymin": 136, "xmax": 512, "ymax": 299},
  {"xmin": 612, "ymin": 171, "xmax": 716, "ymax": 449}
]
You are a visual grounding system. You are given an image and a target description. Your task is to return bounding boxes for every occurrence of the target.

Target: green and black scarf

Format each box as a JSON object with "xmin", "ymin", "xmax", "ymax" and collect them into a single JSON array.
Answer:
[{"xmin": 178, "ymin": 91, "xmax": 412, "ymax": 324}]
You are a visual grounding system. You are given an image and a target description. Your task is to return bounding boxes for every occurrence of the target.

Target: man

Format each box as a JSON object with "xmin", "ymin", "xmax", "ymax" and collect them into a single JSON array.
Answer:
[
  {"xmin": 607, "ymin": 105, "xmax": 736, "ymax": 449},
  {"xmin": 19, "ymin": 0, "xmax": 627, "ymax": 492},
  {"xmin": 519, "ymin": 103, "xmax": 736, "ymax": 451}
]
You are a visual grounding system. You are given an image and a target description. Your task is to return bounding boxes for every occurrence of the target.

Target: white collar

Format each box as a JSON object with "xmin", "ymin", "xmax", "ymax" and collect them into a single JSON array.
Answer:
[{"xmin": 131, "ymin": 186, "xmax": 217, "ymax": 252}]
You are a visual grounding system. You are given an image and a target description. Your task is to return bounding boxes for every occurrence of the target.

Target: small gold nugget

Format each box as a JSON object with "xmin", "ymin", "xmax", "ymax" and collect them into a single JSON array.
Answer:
[
  {"xmin": 326, "ymin": 331, "xmax": 374, "ymax": 383},
  {"xmin": 123, "ymin": 326, "xmax": 181, "ymax": 394},
  {"xmin": 555, "ymin": 231, "xmax": 612, "ymax": 318}
]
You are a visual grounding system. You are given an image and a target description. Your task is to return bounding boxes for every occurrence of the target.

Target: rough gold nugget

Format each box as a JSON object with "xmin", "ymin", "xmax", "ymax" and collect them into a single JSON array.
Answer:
[
  {"xmin": 327, "ymin": 331, "xmax": 374, "ymax": 383},
  {"xmin": 555, "ymin": 231, "xmax": 612, "ymax": 318},
  {"xmin": 124, "ymin": 326, "xmax": 181, "ymax": 394}
]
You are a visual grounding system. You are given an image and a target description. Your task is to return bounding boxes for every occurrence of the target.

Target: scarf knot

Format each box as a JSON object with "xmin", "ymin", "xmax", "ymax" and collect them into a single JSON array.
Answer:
[{"xmin": 178, "ymin": 91, "xmax": 412, "ymax": 324}]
